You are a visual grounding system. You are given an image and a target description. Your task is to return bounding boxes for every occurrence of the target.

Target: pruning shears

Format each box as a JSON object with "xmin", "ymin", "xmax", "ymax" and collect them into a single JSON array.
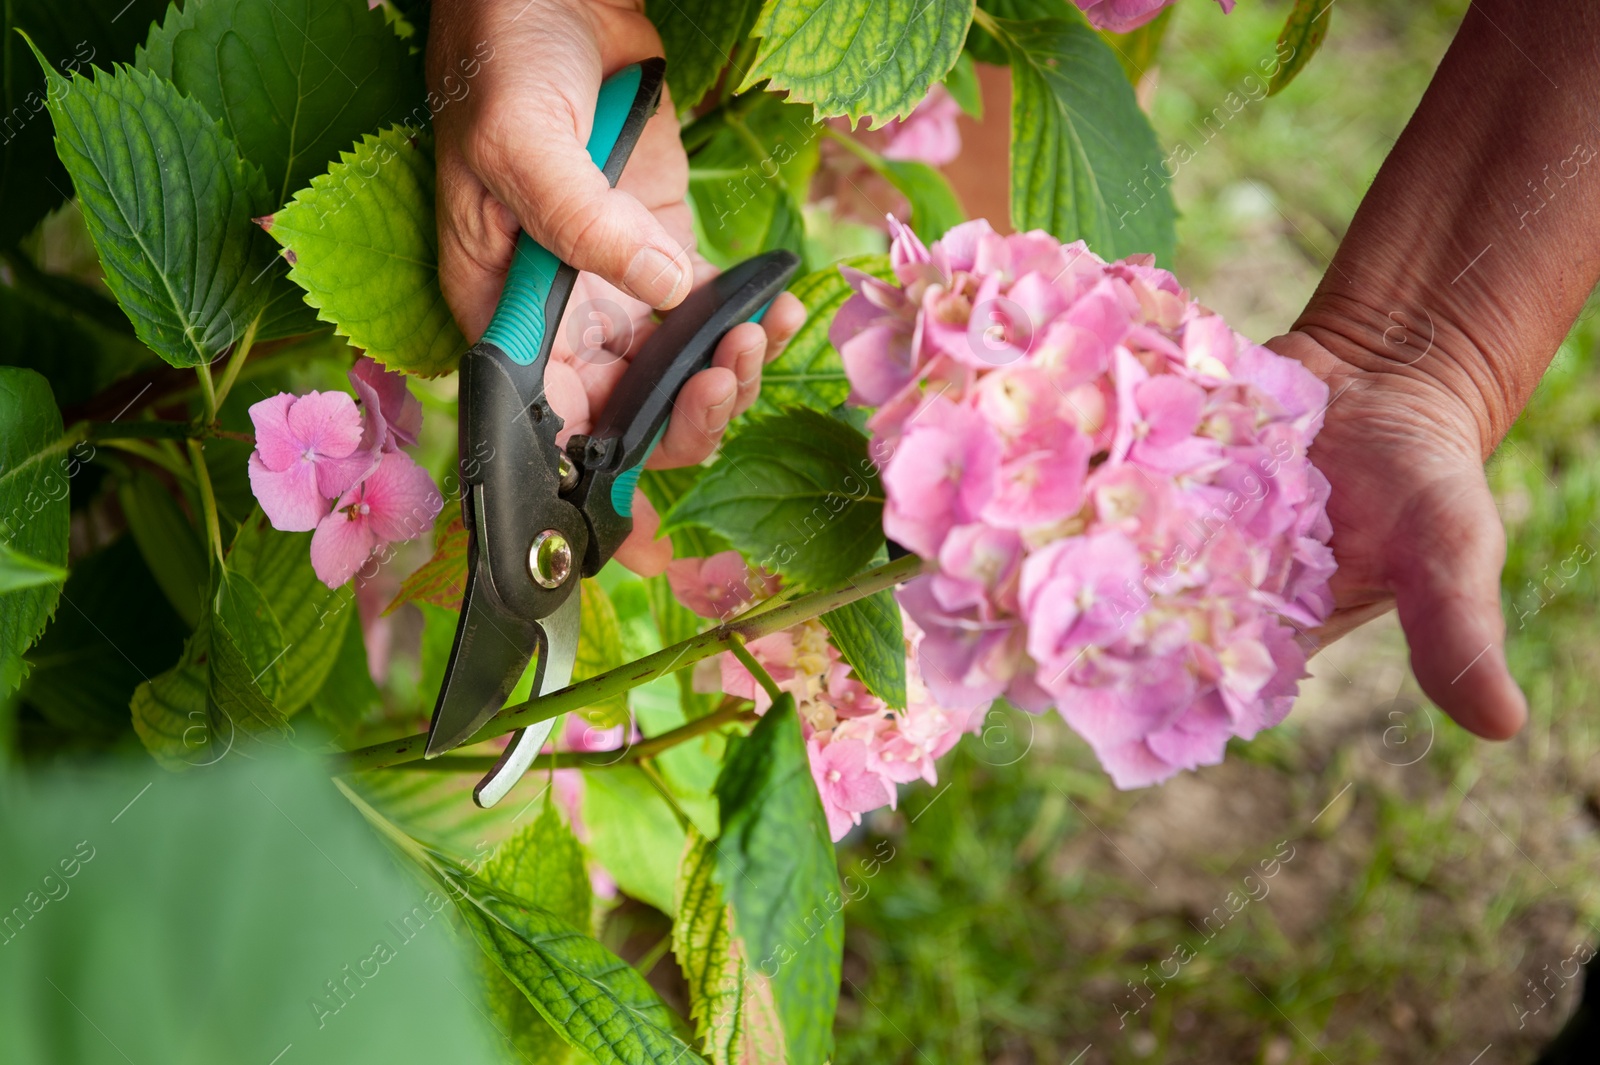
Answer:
[{"xmin": 425, "ymin": 58, "xmax": 799, "ymax": 807}]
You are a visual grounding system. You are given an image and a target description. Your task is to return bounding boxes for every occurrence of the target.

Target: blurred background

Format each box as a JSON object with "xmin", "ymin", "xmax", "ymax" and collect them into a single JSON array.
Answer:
[{"xmin": 830, "ymin": 1, "xmax": 1600, "ymax": 1062}]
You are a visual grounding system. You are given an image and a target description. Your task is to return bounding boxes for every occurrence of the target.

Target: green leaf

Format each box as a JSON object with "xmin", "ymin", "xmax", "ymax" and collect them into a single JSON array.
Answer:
[
  {"xmin": 713, "ymin": 694, "xmax": 843, "ymax": 1065},
  {"xmin": 664, "ymin": 408, "xmax": 884, "ymax": 589},
  {"xmin": 675, "ymin": 828, "xmax": 786, "ymax": 1065},
  {"xmin": 33, "ymin": 47, "xmax": 271, "ymax": 367},
  {"xmin": 1104, "ymin": 4, "xmax": 1173, "ymax": 85},
  {"xmin": 992, "ymin": 15, "xmax": 1176, "ymax": 263},
  {"xmin": 649, "ymin": 0, "xmax": 763, "ymax": 113},
  {"xmin": 227, "ymin": 515, "xmax": 355, "ymax": 715},
  {"xmin": 19, "ymin": 536, "xmax": 185, "ymax": 748},
  {"xmin": 965, "ymin": 0, "xmax": 1073, "ymax": 65},
  {"xmin": 750, "ymin": 255, "xmax": 892, "ymax": 420},
  {"xmin": 0, "ymin": 751, "xmax": 502, "ymax": 1060},
  {"xmin": 582, "ymin": 765, "xmax": 687, "ymax": 916},
  {"xmin": 118, "ymin": 467, "xmax": 207, "ymax": 627},
  {"xmin": 479, "ymin": 799, "xmax": 593, "ymax": 1065},
  {"xmin": 0, "ymin": 541, "xmax": 66, "ymax": 594},
  {"xmin": 740, "ymin": 0, "xmax": 974, "ymax": 125},
  {"xmin": 882, "ymin": 158, "xmax": 966, "ymax": 242},
  {"xmin": 686, "ymin": 94, "xmax": 817, "ymax": 270},
  {"xmin": 309, "ymin": 603, "xmax": 380, "ymax": 735},
  {"xmin": 0, "ymin": 367, "xmax": 76, "ymax": 699},
  {"xmin": 823, "ymin": 587, "xmax": 906, "ymax": 707},
  {"xmin": 575, "ymin": 580, "xmax": 630, "ymax": 728},
  {"xmin": 209, "ymin": 570, "xmax": 291, "ymax": 735},
  {"xmin": 0, "ymin": 0, "xmax": 169, "ymax": 247},
  {"xmin": 1268, "ymin": 0, "xmax": 1332, "ymax": 96},
  {"xmin": 942, "ymin": 50, "xmax": 983, "ymax": 119},
  {"xmin": 0, "ymin": 273, "xmax": 155, "ymax": 409},
  {"xmin": 644, "ymin": 573, "xmax": 717, "ymax": 722},
  {"xmin": 130, "ymin": 623, "xmax": 215, "ymax": 768},
  {"xmin": 137, "ymin": 0, "xmax": 423, "ymax": 205},
  {"xmin": 266, "ymin": 127, "xmax": 466, "ymax": 377},
  {"xmin": 638, "ymin": 467, "xmax": 732, "ymax": 559}
]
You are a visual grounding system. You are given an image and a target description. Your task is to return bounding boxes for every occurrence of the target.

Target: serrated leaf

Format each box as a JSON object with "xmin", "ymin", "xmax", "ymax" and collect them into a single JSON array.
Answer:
[
  {"xmin": 227, "ymin": 515, "xmax": 354, "ymax": 714},
  {"xmin": 118, "ymin": 466, "xmax": 207, "ymax": 627},
  {"xmin": 386, "ymin": 496, "xmax": 468, "ymax": 614},
  {"xmin": 576, "ymin": 580, "xmax": 630, "ymax": 728},
  {"xmin": 688, "ymin": 97, "xmax": 818, "ymax": 270},
  {"xmin": 638, "ymin": 468, "xmax": 732, "ymax": 559},
  {"xmin": 822, "ymin": 586, "xmax": 905, "ymax": 707},
  {"xmin": 0, "ymin": 0, "xmax": 168, "ymax": 247},
  {"xmin": 740, "ymin": 0, "xmax": 974, "ymax": 125},
  {"xmin": 993, "ymin": 16, "xmax": 1176, "ymax": 263},
  {"xmin": 649, "ymin": 0, "xmax": 763, "ymax": 113},
  {"xmin": 0, "ymin": 367, "xmax": 76, "ymax": 699},
  {"xmin": 583, "ymin": 765, "xmax": 688, "ymax": 916},
  {"xmin": 663, "ymin": 408, "xmax": 885, "ymax": 589},
  {"xmin": 713, "ymin": 694, "xmax": 843, "ymax": 1065},
  {"xmin": 137, "ymin": 0, "xmax": 423, "ymax": 204},
  {"xmin": 750, "ymin": 255, "xmax": 892, "ymax": 419},
  {"xmin": 1268, "ymin": 0, "xmax": 1331, "ymax": 96},
  {"xmin": 675, "ymin": 828, "xmax": 786, "ymax": 1065},
  {"xmin": 266, "ymin": 127, "xmax": 466, "ymax": 376},
  {"xmin": 33, "ymin": 48, "xmax": 270, "ymax": 367}
]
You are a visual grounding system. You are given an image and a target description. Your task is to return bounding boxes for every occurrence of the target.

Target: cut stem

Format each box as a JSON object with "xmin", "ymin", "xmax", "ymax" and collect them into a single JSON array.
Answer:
[{"xmin": 336, "ymin": 552, "xmax": 924, "ymax": 772}]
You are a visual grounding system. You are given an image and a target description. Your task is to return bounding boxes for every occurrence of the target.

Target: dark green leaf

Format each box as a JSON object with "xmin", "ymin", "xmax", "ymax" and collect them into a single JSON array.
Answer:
[
  {"xmin": 638, "ymin": 467, "xmax": 732, "ymax": 559},
  {"xmin": 0, "ymin": 367, "xmax": 76, "ymax": 699},
  {"xmin": 0, "ymin": 0, "xmax": 168, "ymax": 247},
  {"xmin": 118, "ymin": 467, "xmax": 207, "ymax": 627},
  {"xmin": 1268, "ymin": 0, "xmax": 1331, "ymax": 96},
  {"xmin": 0, "ymin": 751, "xmax": 502, "ymax": 1061},
  {"xmin": 749, "ymin": 255, "xmax": 891, "ymax": 420},
  {"xmin": 713, "ymin": 694, "xmax": 843, "ymax": 1065},
  {"xmin": 965, "ymin": 0, "xmax": 1073, "ymax": 65},
  {"xmin": 664, "ymin": 408, "xmax": 884, "ymax": 589},
  {"xmin": 138, "ymin": 0, "xmax": 424, "ymax": 205},
  {"xmin": 882, "ymin": 158, "xmax": 966, "ymax": 242},
  {"xmin": 308, "ymin": 602, "xmax": 379, "ymax": 735},
  {"xmin": 823, "ymin": 587, "xmax": 905, "ymax": 707},
  {"xmin": 993, "ymin": 16, "xmax": 1176, "ymax": 263},
  {"xmin": 942, "ymin": 50, "xmax": 983, "ymax": 118},
  {"xmin": 740, "ymin": 0, "xmax": 974, "ymax": 125},
  {"xmin": 583, "ymin": 765, "xmax": 687, "ymax": 916},
  {"xmin": 266, "ymin": 127, "xmax": 466, "ymax": 377},
  {"xmin": 687, "ymin": 96, "xmax": 817, "ymax": 270},
  {"xmin": 33, "ymin": 46, "xmax": 271, "ymax": 367},
  {"xmin": 0, "ymin": 274, "xmax": 154, "ymax": 409},
  {"xmin": 649, "ymin": 0, "xmax": 763, "ymax": 113}
]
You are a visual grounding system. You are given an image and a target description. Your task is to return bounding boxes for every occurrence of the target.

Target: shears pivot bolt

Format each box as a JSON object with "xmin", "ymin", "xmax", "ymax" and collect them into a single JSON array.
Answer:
[{"xmin": 528, "ymin": 530, "xmax": 574, "ymax": 589}]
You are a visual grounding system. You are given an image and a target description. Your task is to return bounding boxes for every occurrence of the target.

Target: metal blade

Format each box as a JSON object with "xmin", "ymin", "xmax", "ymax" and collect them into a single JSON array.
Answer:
[
  {"xmin": 424, "ymin": 557, "xmax": 541, "ymax": 758},
  {"xmin": 473, "ymin": 588, "xmax": 582, "ymax": 808}
]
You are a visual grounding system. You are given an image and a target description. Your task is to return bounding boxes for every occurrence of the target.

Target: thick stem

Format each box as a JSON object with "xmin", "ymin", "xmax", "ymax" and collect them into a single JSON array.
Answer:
[
  {"xmin": 186, "ymin": 439, "xmax": 225, "ymax": 568},
  {"xmin": 336, "ymin": 552, "xmax": 924, "ymax": 772}
]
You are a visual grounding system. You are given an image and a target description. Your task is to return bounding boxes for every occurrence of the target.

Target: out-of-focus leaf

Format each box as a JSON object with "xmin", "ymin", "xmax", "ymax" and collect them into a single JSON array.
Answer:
[
  {"xmin": 942, "ymin": 50, "xmax": 983, "ymax": 118},
  {"xmin": 582, "ymin": 765, "xmax": 686, "ymax": 916},
  {"xmin": 118, "ymin": 467, "xmax": 207, "ymax": 627},
  {"xmin": 1104, "ymin": 4, "xmax": 1173, "ymax": 84},
  {"xmin": 575, "ymin": 579, "xmax": 629, "ymax": 728},
  {"xmin": 386, "ymin": 496, "xmax": 468, "ymax": 614},
  {"xmin": 1268, "ymin": 0, "xmax": 1331, "ymax": 96},
  {"xmin": 0, "ymin": 541, "xmax": 66, "ymax": 594},
  {"xmin": 648, "ymin": 0, "xmax": 762, "ymax": 113},
  {"xmin": 881, "ymin": 158, "xmax": 965, "ymax": 242},
  {"xmin": 209, "ymin": 571, "xmax": 290, "ymax": 737},
  {"xmin": 644, "ymin": 574, "xmax": 717, "ymax": 722},
  {"xmin": 687, "ymin": 96, "xmax": 817, "ymax": 270},
  {"xmin": 0, "ymin": 278, "xmax": 154, "ymax": 409},
  {"xmin": 309, "ymin": 602, "xmax": 380, "ymax": 735},
  {"xmin": 965, "ymin": 0, "xmax": 1073, "ymax": 64}
]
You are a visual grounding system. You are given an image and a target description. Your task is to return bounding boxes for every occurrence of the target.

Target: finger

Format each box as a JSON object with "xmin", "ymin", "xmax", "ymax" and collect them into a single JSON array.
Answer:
[
  {"xmin": 711, "ymin": 323, "xmax": 767, "ymax": 415},
  {"xmin": 1388, "ymin": 472, "xmax": 1527, "ymax": 740},
  {"xmin": 466, "ymin": 106, "xmax": 692, "ymax": 309},
  {"xmin": 613, "ymin": 491, "xmax": 672, "ymax": 575},
  {"xmin": 646, "ymin": 367, "xmax": 738, "ymax": 469},
  {"xmin": 759, "ymin": 292, "xmax": 807, "ymax": 363}
]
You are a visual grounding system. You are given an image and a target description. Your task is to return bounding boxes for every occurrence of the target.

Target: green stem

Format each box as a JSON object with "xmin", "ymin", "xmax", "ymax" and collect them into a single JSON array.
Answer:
[
  {"xmin": 98, "ymin": 439, "xmax": 196, "ymax": 483},
  {"xmin": 195, "ymin": 362, "xmax": 218, "ymax": 425},
  {"xmin": 822, "ymin": 124, "xmax": 889, "ymax": 175},
  {"xmin": 186, "ymin": 439, "xmax": 225, "ymax": 568},
  {"xmin": 210, "ymin": 311, "xmax": 262, "ymax": 414},
  {"xmin": 971, "ymin": 6, "xmax": 1001, "ymax": 37},
  {"xmin": 728, "ymin": 633, "xmax": 783, "ymax": 703},
  {"xmin": 382, "ymin": 698, "xmax": 758, "ymax": 775},
  {"xmin": 336, "ymin": 553, "xmax": 924, "ymax": 772}
]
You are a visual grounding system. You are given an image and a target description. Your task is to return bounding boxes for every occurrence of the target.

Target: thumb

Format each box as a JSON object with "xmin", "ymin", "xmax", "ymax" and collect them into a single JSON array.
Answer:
[{"xmin": 1387, "ymin": 468, "xmax": 1527, "ymax": 740}]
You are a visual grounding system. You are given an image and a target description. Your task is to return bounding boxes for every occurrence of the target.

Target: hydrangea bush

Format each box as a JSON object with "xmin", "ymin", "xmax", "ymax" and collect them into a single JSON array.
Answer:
[{"xmin": 0, "ymin": 0, "xmax": 1338, "ymax": 1062}]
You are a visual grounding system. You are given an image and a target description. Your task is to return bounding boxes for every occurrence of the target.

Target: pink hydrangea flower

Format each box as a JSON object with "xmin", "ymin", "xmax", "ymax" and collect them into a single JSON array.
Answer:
[
  {"xmin": 834, "ymin": 217, "xmax": 1334, "ymax": 789},
  {"xmin": 246, "ymin": 391, "xmax": 375, "ymax": 531},
  {"xmin": 310, "ymin": 451, "xmax": 443, "ymax": 587},
  {"xmin": 1074, "ymin": 0, "xmax": 1236, "ymax": 34},
  {"xmin": 350, "ymin": 356, "xmax": 423, "ymax": 450}
]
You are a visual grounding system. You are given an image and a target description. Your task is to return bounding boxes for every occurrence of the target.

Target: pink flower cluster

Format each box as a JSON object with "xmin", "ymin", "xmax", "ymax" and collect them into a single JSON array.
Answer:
[
  {"xmin": 1073, "ymin": 0, "xmax": 1236, "ymax": 34},
  {"xmin": 247, "ymin": 357, "xmax": 442, "ymax": 588},
  {"xmin": 668, "ymin": 552, "xmax": 981, "ymax": 840},
  {"xmin": 831, "ymin": 218, "xmax": 1335, "ymax": 788}
]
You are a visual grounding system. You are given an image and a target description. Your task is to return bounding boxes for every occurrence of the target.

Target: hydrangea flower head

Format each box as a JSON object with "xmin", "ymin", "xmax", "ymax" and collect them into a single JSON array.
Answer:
[{"xmin": 835, "ymin": 218, "xmax": 1334, "ymax": 788}]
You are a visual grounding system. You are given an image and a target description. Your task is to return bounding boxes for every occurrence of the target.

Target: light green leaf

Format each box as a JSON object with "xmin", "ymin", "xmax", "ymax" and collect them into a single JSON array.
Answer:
[
  {"xmin": 118, "ymin": 467, "xmax": 207, "ymax": 627},
  {"xmin": 0, "ymin": 367, "xmax": 76, "ymax": 699},
  {"xmin": 823, "ymin": 586, "xmax": 905, "ymax": 707},
  {"xmin": 33, "ymin": 46, "xmax": 270, "ymax": 368},
  {"xmin": 644, "ymin": 573, "xmax": 717, "ymax": 722},
  {"xmin": 675, "ymin": 828, "xmax": 786, "ymax": 1065},
  {"xmin": 740, "ymin": 0, "xmax": 974, "ymax": 125},
  {"xmin": 138, "ymin": 0, "xmax": 423, "ymax": 205},
  {"xmin": 992, "ymin": 15, "xmax": 1176, "ymax": 263},
  {"xmin": 638, "ymin": 468, "xmax": 732, "ymax": 559},
  {"xmin": 309, "ymin": 602, "xmax": 380, "ymax": 735},
  {"xmin": 266, "ymin": 127, "xmax": 465, "ymax": 377},
  {"xmin": 576, "ymin": 580, "xmax": 629, "ymax": 728},
  {"xmin": 227, "ymin": 515, "xmax": 355, "ymax": 715},
  {"xmin": 663, "ymin": 408, "xmax": 884, "ymax": 589},
  {"xmin": 687, "ymin": 97, "xmax": 817, "ymax": 270},
  {"xmin": 582, "ymin": 765, "xmax": 687, "ymax": 916},
  {"xmin": 0, "ymin": 541, "xmax": 66, "ymax": 594},
  {"xmin": 882, "ymin": 158, "xmax": 965, "ymax": 242},
  {"xmin": 713, "ymin": 694, "xmax": 843, "ymax": 1065},
  {"xmin": 1268, "ymin": 0, "xmax": 1332, "ymax": 96},
  {"xmin": 649, "ymin": 0, "xmax": 763, "ymax": 113},
  {"xmin": 750, "ymin": 255, "xmax": 891, "ymax": 419},
  {"xmin": 942, "ymin": 50, "xmax": 982, "ymax": 118},
  {"xmin": 209, "ymin": 571, "xmax": 291, "ymax": 736}
]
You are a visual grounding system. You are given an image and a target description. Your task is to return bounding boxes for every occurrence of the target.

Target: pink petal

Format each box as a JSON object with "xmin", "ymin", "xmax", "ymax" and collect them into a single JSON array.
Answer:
[
  {"xmin": 362, "ymin": 451, "xmax": 444, "ymax": 544},
  {"xmin": 248, "ymin": 393, "xmax": 300, "ymax": 472},
  {"xmin": 350, "ymin": 356, "xmax": 423, "ymax": 447},
  {"xmin": 316, "ymin": 447, "xmax": 381, "ymax": 501},
  {"xmin": 249, "ymin": 452, "xmax": 328, "ymax": 532},
  {"xmin": 286, "ymin": 390, "xmax": 363, "ymax": 460},
  {"xmin": 310, "ymin": 508, "xmax": 378, "ymax": 588}
]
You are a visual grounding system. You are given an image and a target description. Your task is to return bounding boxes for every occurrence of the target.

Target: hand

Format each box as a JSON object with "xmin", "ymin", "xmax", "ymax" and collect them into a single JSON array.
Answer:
[
  {"xmin": 428, "ymin": 0, "xmax": 805, "ymax": 574},
  {"xmin": 1267, "ymin": 325, "xmax": 1527, "ymax": 741}
]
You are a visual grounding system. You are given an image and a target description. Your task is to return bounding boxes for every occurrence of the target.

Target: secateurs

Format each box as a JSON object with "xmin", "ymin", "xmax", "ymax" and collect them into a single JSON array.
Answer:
[{"xmin": 425, "ymin": 57, "xmax": 799, "ymax": 807}]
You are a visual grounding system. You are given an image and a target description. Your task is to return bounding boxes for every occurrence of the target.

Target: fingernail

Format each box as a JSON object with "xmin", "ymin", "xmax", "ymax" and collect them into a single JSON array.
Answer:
[{"xmin": 624, "ymin": 247, "xmax": 688, "ymax": 308}]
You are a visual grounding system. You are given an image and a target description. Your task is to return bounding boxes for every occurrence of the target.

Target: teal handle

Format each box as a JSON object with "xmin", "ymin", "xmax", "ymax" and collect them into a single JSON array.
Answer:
[{"xmin": 480, "ymin": 64, "xmax": 647, "ymax": 366}]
